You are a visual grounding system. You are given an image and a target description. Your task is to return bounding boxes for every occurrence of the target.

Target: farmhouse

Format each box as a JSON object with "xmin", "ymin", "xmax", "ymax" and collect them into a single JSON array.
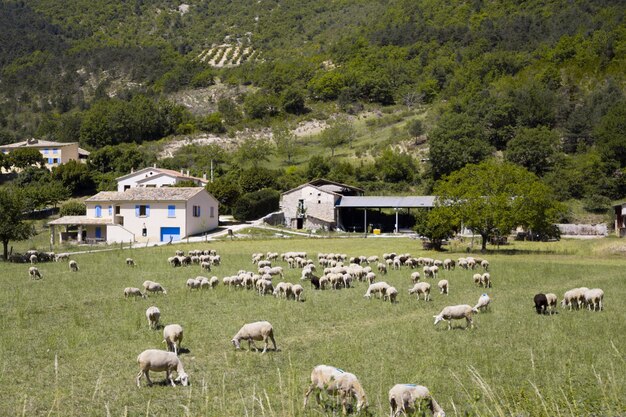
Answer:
[
  {"xmin": 48, "ymin": 187, "xmax": 218, "ymax": 245},
  {"xmin": 613, "ymin": 202, "xmax": 626, "ymax": 237},
  {"xmin": 0, "ymin": 138, "xmax": 89, "ymax": 170},
  {"xmin": 116, "ymin": 166, "xmax": 208, "ymax": 192},
  {"xmin": 280, "ymin": 179, "xmax": 435, "ymax": 232}
]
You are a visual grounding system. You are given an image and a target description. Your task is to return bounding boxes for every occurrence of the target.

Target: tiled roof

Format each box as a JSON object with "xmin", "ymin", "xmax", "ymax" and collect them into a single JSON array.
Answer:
[
  {"xmin": 85, "ymin": 187, "xmax": 206, "ymax": 202},
  {"xmin": 1, "ymin": 138, "xmax": 78, "ymax": 148},
  {"xmin": 48, "ymin": 216, "xmax": 112, "ymax": 225},
  {"xmin": 116, "ymin": 167, "xmax": 207, "ymax": 183}
]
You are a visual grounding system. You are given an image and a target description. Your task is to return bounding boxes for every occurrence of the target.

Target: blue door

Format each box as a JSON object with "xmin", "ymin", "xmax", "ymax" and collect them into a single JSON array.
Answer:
[
  {"xmin": 160, "ymin": 227, "xmax": 181, "ymax": 242},
  {"xmin": 95, "ymin": 227, "xmax": 102, "ymax": 239}
]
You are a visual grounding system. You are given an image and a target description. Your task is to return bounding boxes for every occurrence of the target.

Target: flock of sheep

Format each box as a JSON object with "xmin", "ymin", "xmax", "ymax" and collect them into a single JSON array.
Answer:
[{"xmin": 24, "ymin": 246, "xmax": 606, "ymax": 416}]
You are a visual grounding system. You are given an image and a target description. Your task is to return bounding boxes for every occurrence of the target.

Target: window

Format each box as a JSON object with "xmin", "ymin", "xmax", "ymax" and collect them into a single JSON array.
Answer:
[
  {"xmin": 168, "ymin": 205, "xmax": 176, "ymax": 218},
  {"xmin": 108, "ymin": 206, "xmax": 113, "ymax": 216},
  {"xmin": 209, "ymin": 206, "xmax": 215, "ymax": 218},
  {"xmin": 43, "ymin": 149, "xmax": 49, "ymax": 154},
  {"xmin": 52, "ymin": 158, "xmax": 59, "ymax": 164},
  {"xmin": 53, "ymin": 148, "xmax": 58, "ymax": 154},
  {"xmin": 95, "ymin": 205, "xmax": 102, "ymax": 218},
  {"xmin": 192, "ymin": 205, "xmax": 201, "ymax": 217},
  {"xmin": 124, "ymin": 185, "xmax": 130, "ymax": 191},
  {"xmin": 48, "ymin": 158, "xmax": 54, "ymax": 164},
  {"xmin": 135, "ymin": 205, "xmax": 150, "ymax": 217},
  {"xmin": 115, "ymin": 206, "xmax": 120, "ymax": 215}
]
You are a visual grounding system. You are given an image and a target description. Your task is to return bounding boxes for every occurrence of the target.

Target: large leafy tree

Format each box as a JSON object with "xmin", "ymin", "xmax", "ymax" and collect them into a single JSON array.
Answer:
[
  {"xmin": 8, "ymin": 148, "xmax": 45, "ymax": 170},
  {"xmin": 0, "ymin": 187, "xmax": 35, "ymax": 261},
  {"xmin": 320, "ymin": 117, "xmax": 356, "ymax": 157},
  {"xmin": 434, "ymin": 159, "xmax": 564, "ymax": 251},
  {"xmin": 505, "ymin": 126, "xmax": 561, "ymax": 175}
]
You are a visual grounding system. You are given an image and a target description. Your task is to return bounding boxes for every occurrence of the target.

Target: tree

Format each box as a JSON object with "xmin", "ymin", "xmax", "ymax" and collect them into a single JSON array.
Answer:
[
  {"xmin": 413, "ymin": 207, "xmax": 459, "ymax": 251},
  {"xmin": 234, "ymin": 138, "xmax": 273, "ymax": 168},
  {"xmin": 273, "ymin": 124, "xmax": 299, "ymax": 163},
  {"xmin": 239, "ymin": 167, "xmax": 277, "ymax": 193},
  {"xmin": 51, "ymin": 160, "xmax": 96, "ymax": 196},
  {"xmin": 320, "ymin": 117, "xmax": 356, "ymax": 157},
  {"xmin": 505, "ymin": 126, "xmax": 560, "ymax": 175},
  {"xmin": 8, "ymin": 148, "xmax": 45, "ymax": 170},
  {"xmin": 206, "ymin": 177, "xmax": 241, "ymax": 215},
  {"xmin": 306, "ymin": 155, "xmax": 331, "ymax": 180},
  {"xmin": 406, "ymin": 119, "xmax": 424, "ymax": 137},
  {"xmin": 233, "ymin": 188, "xmax": 280, "ymax": 221},
  {"xmin": 434, "ymin": 159, "xmax": 564, "ymax": 251},
  {"xmin": 281, "ymin": 88, "xmax": 307, "ymax": 115},
  {"xmin": 0, "ymin": 187, "xmax": 35, "ymax": 261},
  {"xmin": 374, "ymin": 149, "xmax": 416, "ymax": 183},
  {"xmin": 594, "ymin": 101, "xmax": 626, "ymax": 167}
]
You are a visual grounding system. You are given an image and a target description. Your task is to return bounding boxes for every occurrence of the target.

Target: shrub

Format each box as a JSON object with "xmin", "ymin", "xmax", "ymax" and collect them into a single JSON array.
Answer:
[
  {"xmin": 233, "ymin": 188, "xmax": 280, "ymax": 221},
  {"xmin": 59, "ymin": 200, "xmax": 86, "ymax": 216},
  {"xmin": 582, "ymin": 194, "xmax": 611, "ymax": 213}
]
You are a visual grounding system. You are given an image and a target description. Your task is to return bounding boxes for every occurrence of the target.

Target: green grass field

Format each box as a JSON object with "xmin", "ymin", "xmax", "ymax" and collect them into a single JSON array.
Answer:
[{"xmin": 1, "ymin": 237, "xmax": 624, "ymax": 416}]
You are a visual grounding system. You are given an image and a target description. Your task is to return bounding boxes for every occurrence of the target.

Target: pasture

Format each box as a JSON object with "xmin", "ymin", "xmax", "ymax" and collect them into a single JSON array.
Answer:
[{"xmin": 0, "ymin": 237, "xmax": 624, "ymax": 417}]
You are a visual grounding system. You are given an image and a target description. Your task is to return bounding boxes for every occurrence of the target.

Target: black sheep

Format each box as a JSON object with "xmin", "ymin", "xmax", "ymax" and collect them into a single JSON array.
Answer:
[
  {"xmin": 310, "ymin": 275, "xmax": 320, "ymax": 290},
  {"xmin": 534, "ymin": 293, "xmax": 548, "ymax": 315}
]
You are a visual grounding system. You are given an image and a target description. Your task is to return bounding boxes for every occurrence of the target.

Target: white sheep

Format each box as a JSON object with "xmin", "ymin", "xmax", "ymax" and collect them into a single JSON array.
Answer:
[
  {"xmin": 388, "ymin": 384, "xmax": 445, "ymax": 417},
  {"xmin": 163, "ymin": 324, "xmax": 184, "ymax": 355},
  {"xmin": 29, "ymin": 254, "xmax": 38, "ymax": 264},
  {"xmin": 69, "ymin": 260, "xmax": 79, "ymax": 272},
  {"xmin": 545, "ymin": 293, "xmax": 558, "ymax": 314},
  {"xmin": 364, "ymin": 282, "xmax": 390, "ymax": 299},
  {"xmin": 126, "ymin": 258, "xmax": 136, "ymax": 267},
  {"xmin": 209, "ymin": 276, "xmax": 219, "ymax": 288},
  {"xmin": 433, "ymin": 305, "xmax": 477, "ymax": 330},
  {"xmin": 28, "ymin": 266, "xmax": 42, "ymax": 280},
  {"xmin": 481, "ymin": 273, "xmax": 491, "ymax": 288},
  {"xmin": 124, "ymin": 287, "xmax": 146, "ymax": 299},
  {"xmin": 200, "ymin": 261, "xmax": 211, "ymax": 272},
  {"xmin": 55, "ymin": 253, "xmax": 69, "ymax": 262},
  {"xmin": 584, "ymin": 288, "xmax": 604, "ymax": 311},
  {"xmin": 143, "ymin": 280, "xmax": 167, "ymax": 295},
  {"xmin": 481, "ymin": 259, "xmax": 490, "ymax": 271},
  {"xmin": 561, "ymin": 287, "xmax": 589, "ymax": 310},
  {"xmin": 146, "ymin": 306, "xmax": 160, "ymax": 329},
  {"xmin": 273, "ymin": 282, "xmax": 293, "ymax": 299},
  {"xmin": 231, "ymin": 321, "xmax": 277, "ymax": 353},
  {"xmin": 186, "ymin": 278, "xmax": 201, "ymax": 290},
  {"xmin": 377, "ymin": 262, "xmax": 388, "ymax": 274},
  {"xmin": 408, "ymin": 282, "xmax": 431, "ymax": 301},
  {"xmin": 411, "ymin": 272, "xmax": 421, "ymax": 283},
  {"xmin": 443, "ymin": 259, "xmax": 455, "ymax": 271},
  {"xmin": 256, "ymin": 279, "xmax": 274, "ymax": 296},
  {"xmin": 473, "ymin": 273, "xmax": 482, "ymax": 286},
  {"xmin": 437, "ymin": 279, "xmax": 449, "ymax": 295},
  {"xmin": 303, "ymin": 365, "xmax": 368, "ymax": 415},
  {"xmin": 366, "ymin": 271, "xmax": 377, "ymax": 284},
  {"xmin": 384, "ymin": 286, "xmax": 398, "ymax": 303},
  {"xmin": 136, "ymin": 349, "xmax": 188, "ymax": 387},
  {"xmin": 473, "ymin": 293, "xmax": 491, "ymax": 312},
  {"xmin": 292, "ymin": 284, "xmax": 304, "ymax": 301}
]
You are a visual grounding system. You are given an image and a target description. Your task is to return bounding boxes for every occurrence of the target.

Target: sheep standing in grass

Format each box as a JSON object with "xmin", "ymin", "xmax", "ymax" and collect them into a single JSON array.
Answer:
[
  {"xmin": 69, "ymin": 260, "xmax": 79, "ymax": 272},
  {"xmin": 481, "ymin": 273, "xmax": 492, "ymax": 288},
  {"xmin": 303, "ymin": 365, "xmax": 368, "ymax": 415},
  {"xmin": 411, "ymin": 272, "xmax": 421, "ymax": 283},
  {"xmin": 545, "ymin": 293, "xmax": 558, "ymax": 314},
  {"xmin": 29, "ymin": 254, "xmax": 38, "ymax": 264},
  {"xmin": 377, "ymin": 262, "xmax": 388, "ymax": 274},
  {"xmin": 163, "ymin": 324, "xmax": 184, "ymax": 355},
  {"xmin": 186, "ymin": 278, "xmax": 201, "ymax": 290},
  {"xmin": 292, "ymin": 284, "xmax": 304, "ymax": 301},
  {"xmin": 384, "ymin": 286, "xmax": 398, "ymax": 303},
  {"xmin": 126, "ymin": 258, "xmax": 136, "ymax": 267},
  {"xmin": 561, "ymin": 287, "xmax": 588, "ymax": 310},
  {"xmin": 143, "ymin": 281, "xmax": 167, "ymax": 295},
  {"xmin": 473, "ymin": 293, "xmax": 491, "ymax": 312},
  {"xmin": 438, "ymin": 280, "xmax": 449, "ymax": 295},
  {"xmin": 473, "ymin": 273, "xmax": 482, "ymax": 286},
  {"xmin": 584, "ymin": 288, "xmax": 604, "ymax": 311},
  {"xmin": 28, "ymin": 266, "xmax": 42, "ymax": 280},
  {"xmin": 534, "ymin": 293, "xmax": 548, "ymax": 315},
  {"xmin": 443, "ymin": 259, "xmax": 455, "ymax": 271},
  {"xmin": 124, "ymin": 287, "xmax": 146, "ymax": 299},
  {"xmin": 389, "ymin": 384, "xmax": 446, "ymax": 417},
  {"xmin": 146, "ymin": 306, "xmax": 160, "ymax": 329},
  {"xmin": 136, "ymin": 349, "xmax": 188, "ymax": 387},
  {"xmin": 231, "ymin": 321, "xmax": 277, "ymax": 353},
  {"xmin": 481, "ymin": 260, "xmax": 490, "ymax": 271},
  {"xmin": 433, "ymin": 305, "xmax": 477, "ymax": 330},
  {"xmin": 409, "ymin": 282, "xmax": 431, "ymax": 301},
  {"xmin": 364, "ymin": 282, "xmax": 390, "ymax": 299}
]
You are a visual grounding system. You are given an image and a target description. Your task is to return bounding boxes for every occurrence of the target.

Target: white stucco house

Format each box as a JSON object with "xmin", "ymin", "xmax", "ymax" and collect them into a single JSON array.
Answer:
[
  {"xmin": 116, "ymin": 167, "xmax": 208, "ymax": 192},
  {"xmin": 49, "ymin": 187, "xmax": 218, "ymax": 245},
  {"xmin": 0, "ymin": 138, "xmax": 89, "ymax": 170}
]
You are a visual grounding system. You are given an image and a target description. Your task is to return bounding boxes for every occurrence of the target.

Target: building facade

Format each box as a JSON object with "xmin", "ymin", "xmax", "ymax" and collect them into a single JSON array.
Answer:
[
  {"xmin": 0, "ymin": 138, "xmax": 89, "ymax": 170},
  {"xmin": 116, "ymin": 167, "xmax": 208, "ymax": 192}
]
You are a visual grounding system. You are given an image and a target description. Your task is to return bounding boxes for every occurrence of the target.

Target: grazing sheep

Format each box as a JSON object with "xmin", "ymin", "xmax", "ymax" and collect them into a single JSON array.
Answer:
[
  {"xmin": 389, "ymin": 384, "xmax": 446, "ymax": 417},
  {"xmin": 256, "ymin": 279, "xmax": 274, "ymax": 296},
  {"xmin": 168, "ymin": 256, "xmax": 181, "ymax": 267},
  {"xmin": 366, "ymin": 272, "xmax": 377, "ymax": 284},
  {"xmin": 433, "ymin": 305, "xmax": 477, "ymax": 330},
  {"xmin": 69, "ymin": 260, "xmax": 79, "ymax": 272},
  {"xmin": 411, "ymin": 272, "xmax": 421, "ymax": 283},
  {"xmin": 186, "ymin": 278, "xmax": 201, "ymax": 290},
  {"xmin": 408, "ymin": 282, "xmax": 431, "ymax": 301},
  {"xmin": 561, "ymin": 287, "xmax": 588, "ymax": 310},
  {"xmin": 377, "ymin": 262, "xmax": 388, "ymax": 274},
  {"xmin": 55, "ymin": 253, "xmax": 70, "ymax": 262},
  {"xmin": 384, "ymin": 286, "xmax": 398, "ymax": 303},
  {"xmin": 126, "ymin": 258, "xmax": 136, "ymax": 267},
  {"xmin": 481, "ymin": 260, "xmax": 490, "ymax": 271},
  {"xmin": 473, "ymin": 293, "xmax": 491, "ymax": 312},
  {"xmin": 200, "ymin": 261, "xmax": 211, "ymax": 272},
  {"xmin": 29, "ymin": 254, "xmax": 38, "ymax": 264},
  {"xmin": 231, "ymin": 321, "xmax": 277, "ymax": 353},
  {"xmin": 443, "ymin": 259, "xmax": 455, "ymax": 271},
  {"xmin": 437, "ymin": 279, "xmax": 449, "ymax": 295},
  {"xmin": 136, "ymin": 349, "xmax": 188, "ymax": 387},
  {"xmin": 146, "ymin": 306, "xmax": 160, "ymax": 329},
  {"xmin": 163, "ymin": 324, "xmax": 184, "ymax": 355},
  {"xmin": 124, "ymin": 287, "xmax": 146, "ymax": 299},
  {"xmin": 584, "ymin": 288, "xmax": 604, "ymax": 311},
  {"xmin": 28, "ymin": 266, "xmax": 42, "ymax": 280},
  {"xmin": 143, "ymin": 281, "xmax": 167, "ymax": 295},
  {"xmin": 481, "ymin": 273, "xmax": 492, "ymax": 288},
  {"xmin": 303, "ymin": 365, "xmax": 368, "ymax": 415},
  {"xmin": 534, "ymin": 293, "xmax": 549, "ymax": 315},
  {"xmin": 364, "ymin": 282, "xmax": 391, "ymax": 299},
  {"xmin": 273, "ymin": 282, "xmax": 293, "ymax": 299},
  {"xmin": 473, "ymin": 273, "xmax": 482, "ymax": 286},
  {"xmin": 458, "ymin": 259, "xmax": 468, "ymax": 270},
  {"xmin": 292, "ymin": 284, "xmax": 304, "ymax": 301},
  {"xmin": 545, "ymin": 293, "xmax": 558, "ymax": 314}
]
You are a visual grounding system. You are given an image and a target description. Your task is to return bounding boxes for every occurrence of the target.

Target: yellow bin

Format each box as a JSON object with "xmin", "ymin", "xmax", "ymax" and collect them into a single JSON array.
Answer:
[{"xmin": 373, "ymin": 229, "xmax": 381, "ymax": 235}]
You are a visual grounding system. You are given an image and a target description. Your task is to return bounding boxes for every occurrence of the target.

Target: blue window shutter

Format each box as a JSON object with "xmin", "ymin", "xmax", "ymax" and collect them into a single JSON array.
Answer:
[
  {"xmin": 146, "ymin": 205, "xmax": 150, "ymax": 217},
  {"xmin": 168, "ymin": 205, "xmax": 175, "ymax": 217},
  {"xmin": 48, "ymin": 158, "xmax": 54, "ymax": 164},
  {"xmin": 197, "ymin": 206, "xmax": 201, "ymax": 216},
  {"xmin": 135, "ymin": 205, "xmax": 140, "ymax": 217},
  {"xmin": 95, "ymin": 205, "xmax": 101, "ymax": 217},
  {"xmin": 108, "ymin": 205, "xmax": 112, "ymax": 215}
]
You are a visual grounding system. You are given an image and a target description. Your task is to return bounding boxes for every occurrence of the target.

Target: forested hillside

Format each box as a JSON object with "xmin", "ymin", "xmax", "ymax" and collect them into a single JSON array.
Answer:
[{"xmin": 0, "ymin": 0, "xmax": 624, "ymax": 221}]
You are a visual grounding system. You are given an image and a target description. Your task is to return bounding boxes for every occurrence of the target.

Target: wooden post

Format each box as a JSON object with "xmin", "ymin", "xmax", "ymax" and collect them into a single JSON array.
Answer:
[
  {"xmin": 395, "ymin": 208, "xmax": 399, "ymax": 234},
  {"xmin": 364, "ymin": 209, "xmax": 367, "ymax": 235}
]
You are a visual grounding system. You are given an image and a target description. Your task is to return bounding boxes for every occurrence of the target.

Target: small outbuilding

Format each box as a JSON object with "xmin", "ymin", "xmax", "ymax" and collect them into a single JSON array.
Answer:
[{"xmin": 613, "ymin": 202, "xmax": 626, "ymax": 237}]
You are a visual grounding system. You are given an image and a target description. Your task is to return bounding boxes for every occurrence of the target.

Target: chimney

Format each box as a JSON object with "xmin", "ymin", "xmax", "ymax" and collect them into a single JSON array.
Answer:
[
  {"xmin": 180, "ymin": 169, "xmax": 184, "ymax": 175},
  {"xmin": 186, "ymin": 169, "xmax": 190, "ymax": 176},
  {"xmin": 131, "ymin": 167, "xmax": 134, "ymax": 173},
  {"xmin": 153, "ymin": 163, "xmax": 156, "ymax": 168},
  {"xmin": 202, "ymin": 173, "xmax": 207, "ymax": 180}
]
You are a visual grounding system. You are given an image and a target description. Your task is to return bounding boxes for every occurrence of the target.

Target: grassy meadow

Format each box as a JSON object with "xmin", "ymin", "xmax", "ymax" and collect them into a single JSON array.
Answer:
[{"xmin": 0, "ymin": 236, "xmax": 624, "ymax": 417}]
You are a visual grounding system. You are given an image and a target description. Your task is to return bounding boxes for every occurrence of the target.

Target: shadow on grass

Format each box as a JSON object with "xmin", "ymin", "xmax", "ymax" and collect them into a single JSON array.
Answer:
[{"xmin": 177, "ymin": 347, "xmax": 191, "ymax": 355}]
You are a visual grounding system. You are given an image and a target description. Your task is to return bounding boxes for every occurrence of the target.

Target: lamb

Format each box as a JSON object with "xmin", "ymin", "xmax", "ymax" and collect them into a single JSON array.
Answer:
[
  {"xmin": 545, "ymin": 293, "xmax": 558, "ymax": 314},
  {"xmin": 377, "ymin": 262, "xmax": 388, "ymax": 274},
  {"xmin": 433, "ymin": 305, "xmax": 477, "ymax": 330},
  {"xmin": 384, "ymin": 286, "xmax": 398, "ymax": 303},
  {"xmin": 388, "ymin": 384, "xmax": 445, "ymax": 417},
  {"xmin": 364, "ymin": 282, "xmax": 391, "ymax": 299},
  {"xmin": 481, "ymin": 273, "xmax": 492, "ymax": 288},
  {"xmin": 437, "ymin": 279, "xmax": 449, "ymax": 295},
  {"xmin": 408, "ymin": 282, "xmax": 431, "ymax": 301},
  {"xmin": 124, "ymin": 287, "xmax": 146, "ymax": 299},
  {"xmin": 146, "ymin": 306, "xmax": 160, "ymax": 329},
  {"xmin": 136, "ymin": 349, "xmax": 188, "ymax": 387},
  {"xmin": 163, "ymin": 324, "xmax": 184, "ymax": 355},
  {"xmin": 143, "ymin": 281, "xmax": 167, "ymax": 295},
  {"xmin": 534, "ymin": 293, "xmax": 548, "ymax": 315},
  {"xmin": 303, "ymin": 365, "xmax": 368, "ymax": 415},
  {"xmin": 473, "ymin": 293, "xmax": 491, "ymax": 312},
  {"xmin": 291, "ymin": 284, "xmax": 304, "ymax": 301},
  {"xmin": 584, "ymin": 288, "xmax": 604, "ymax": 311},
  {"xmin": 69, "ymin": 260, "xmax": 79, "ymax": 272},
  {"xmin": 366, "ymin": 272, "xmax": 377, "ymax": 284},
  {"xmin": 28, "ymin": 266, "xmax": 42, "ymax": 280},
  {"xmin": 231, "ymin": 321, "xmax": 277, "ymax": 353},
  {"xmin": 126, "ymin": 258, "xmax": 136, "ymax": 267}
]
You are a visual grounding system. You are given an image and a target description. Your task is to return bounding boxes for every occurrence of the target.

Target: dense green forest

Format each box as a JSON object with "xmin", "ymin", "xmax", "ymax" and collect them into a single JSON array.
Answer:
[{"xmin": 0, "ymin": 0, "xmax": 624, "ymax": 221}]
